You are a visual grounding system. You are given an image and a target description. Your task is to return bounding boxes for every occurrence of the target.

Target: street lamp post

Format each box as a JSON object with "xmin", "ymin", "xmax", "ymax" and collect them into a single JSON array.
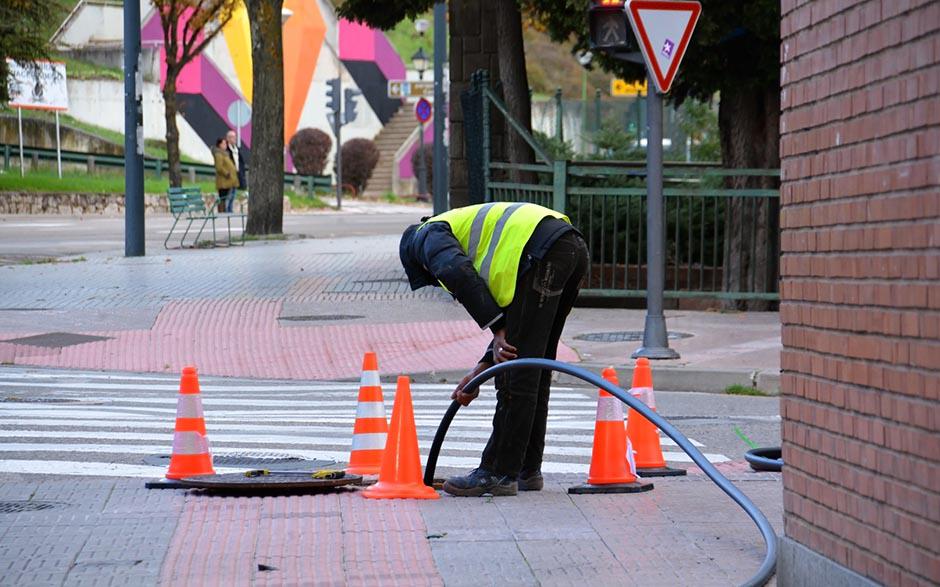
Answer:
[{"xmin": 412, "ymin": 47, "xmax": 429, "ymax": 199}]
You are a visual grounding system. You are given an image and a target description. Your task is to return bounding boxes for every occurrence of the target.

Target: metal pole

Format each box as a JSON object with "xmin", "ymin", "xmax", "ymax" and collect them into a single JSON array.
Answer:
[
  {"xmin": 124, "ymin": 0, "xmax": 145, "ymax": 257},
  {"xmin": 432, "ymin": 0, "xmax": 447, "ymax": 214},
  {"xmin": 633, "ymin": 87, "xmax": 678, "ymax": 359},
  {"xmin": 417, "ymin": 121, "xmax": 427, "ymax": 196},
  {"xmin": 17, "ymin": 108, "xmax": 24, "ymax": 177},
  {"xmin": 55, "ymin": 111, "xmax": 62, "ymax": 179},
  {"xmin": 554, "ymin": 88, "xmax": 563, "ymax": 141},
  {"xmin": 334, "ymin": 77, "xmax": 342, "ymax": 210}
]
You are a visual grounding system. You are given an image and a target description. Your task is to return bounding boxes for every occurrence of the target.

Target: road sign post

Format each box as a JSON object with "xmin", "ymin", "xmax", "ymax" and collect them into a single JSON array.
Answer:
[
  {"xmin": 415, "ymin": 98, "xmax": 432, "ymax": 199},
  {"xmin": 588, "ymin": 0, "xmax": 700, "ymax": 360}
]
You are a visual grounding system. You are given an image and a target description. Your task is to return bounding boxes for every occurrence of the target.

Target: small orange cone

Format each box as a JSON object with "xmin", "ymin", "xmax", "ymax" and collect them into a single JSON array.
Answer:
[
  {"xmin": 165, "ymin": 366, "xmax": 215, "ymax": 480},
  {"xmin": 363, "ymin": 376, "xmax": 439, "ymax": 499},
  {"xmin": 626, "ymin": 358, "xmax": 686, "ymax": 477},
  {"xmin": 568, "ymin": 367, "xmax": 653, "ymax": 494},
  {"xmin": 346, "ymin": 352, "xmax": 389, "ymax": 475}
]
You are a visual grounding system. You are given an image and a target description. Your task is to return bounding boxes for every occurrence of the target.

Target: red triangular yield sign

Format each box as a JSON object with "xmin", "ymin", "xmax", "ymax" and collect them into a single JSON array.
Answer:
[{"xmin": 626, "ymin": 0, "xmax": 701, "ymax": 93}]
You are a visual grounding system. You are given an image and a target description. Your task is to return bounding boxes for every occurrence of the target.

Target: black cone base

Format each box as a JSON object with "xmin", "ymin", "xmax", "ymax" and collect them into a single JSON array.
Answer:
[
  {"xmin": 637, "ymin": 466, "xmax": 687, "ymax": 477},
  {"xmin": 568, "ymin": 480, "xmax": 654, "ymax": 494}
]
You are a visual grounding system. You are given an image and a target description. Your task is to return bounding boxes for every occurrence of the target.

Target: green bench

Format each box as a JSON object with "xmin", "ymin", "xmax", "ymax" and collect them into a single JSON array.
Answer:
[{"xmin": 164, "ymin": 187, "xmax": 245, "ymax": 249}]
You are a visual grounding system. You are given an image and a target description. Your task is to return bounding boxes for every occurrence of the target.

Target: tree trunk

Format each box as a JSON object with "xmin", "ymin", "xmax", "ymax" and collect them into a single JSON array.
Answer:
[
  {"xmin": 163, "ymin": 70, "xmax": 182, "ymax": 188},
  {"xmin": 718, "ymin": 83, "xmax": 781, "ymax": 311},
  {"xmin": 245, "ymin": 0, "xmax": 285, "ymax": 235},
  {"xmin": 495, "ymin": 0, "xmax": 535, "ymax": 182}
]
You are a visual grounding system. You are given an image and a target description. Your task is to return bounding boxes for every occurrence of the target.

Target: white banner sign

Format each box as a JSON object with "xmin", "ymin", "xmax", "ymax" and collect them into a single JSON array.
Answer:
[{"xmin": 6, "ymin": 59, "xmax": 69, "ymax": 111}]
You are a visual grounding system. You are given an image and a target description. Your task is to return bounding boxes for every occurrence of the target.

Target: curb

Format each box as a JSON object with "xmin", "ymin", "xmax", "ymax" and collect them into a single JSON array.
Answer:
[{"xmin": 404, "ymin": 363, "xmax": 781, "ymax": 395}]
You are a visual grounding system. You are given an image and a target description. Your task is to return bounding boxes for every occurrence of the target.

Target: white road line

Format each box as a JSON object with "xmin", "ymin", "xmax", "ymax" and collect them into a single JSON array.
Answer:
[
  {"xmin": 0, "ymin": 396, "xmax": 597, "ymax": 408},
  {"xmin": 0, "ymin": 459, "xmax": 245, "ymax": 478}
]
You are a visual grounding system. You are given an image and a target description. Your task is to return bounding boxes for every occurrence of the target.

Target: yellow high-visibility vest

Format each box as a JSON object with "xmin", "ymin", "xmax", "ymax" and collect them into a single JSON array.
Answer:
[{"xmin": 421, "ymin": 202, "xmax": 570, "ymax": 307}]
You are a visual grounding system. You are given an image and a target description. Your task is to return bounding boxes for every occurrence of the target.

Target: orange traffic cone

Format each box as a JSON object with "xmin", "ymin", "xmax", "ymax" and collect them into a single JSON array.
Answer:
[
  {"xmin": 626, "ymin": 358, "xmax": 686, "ymax": 477},
  {"xmin": 362, "ymin": 376, "xmax": 439, "ymax": 499},
  {"xmin": 346, "ymin": 352, "xmax": 389, "ymax": 475},
  {"xmin": 165, "ymin": 366, "xmax": 215, "ymax": 479},
  {"xmin": 569, "ymin": 367, "xmax": 653, "ymax": 494}
]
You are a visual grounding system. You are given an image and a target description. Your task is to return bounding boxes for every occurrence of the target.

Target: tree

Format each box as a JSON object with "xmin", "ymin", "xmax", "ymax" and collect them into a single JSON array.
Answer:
[
  {"xmin": 338, "ymin": 0, "xmax": 535, "ymax": 195},
  {"xmin": 244, "ymin": 0, "xmax": 285, "ymax": 234},
  {"xmin": 153, "ymin": 0, "xmax": 234, "ymax": 187},
  {"xmin": 525, "ymin": 0, "xmax": 781, "ymax": 307},
  {"xmin": 0, "ymin": 0, "xmax": 57, "ymax": 104}
]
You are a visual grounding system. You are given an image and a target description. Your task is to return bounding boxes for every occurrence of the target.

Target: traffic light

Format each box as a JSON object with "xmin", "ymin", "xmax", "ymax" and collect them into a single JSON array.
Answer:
[
  {"xmin": 325, "ymin": 78, "xmax": 340, "ymax": 113},
  {"xmin": 344, "ymin": 88, "xmax": 361, "ymax": 125},
  {"xmin": 588, "ymin": 0, "xmax": 635, "ymax": 52}
]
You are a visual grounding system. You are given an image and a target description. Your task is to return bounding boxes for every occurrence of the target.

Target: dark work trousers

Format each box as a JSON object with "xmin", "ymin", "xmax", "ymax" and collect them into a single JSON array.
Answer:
[{"xmin": 480, "ymin": 232, "xmax": 589, "ymax": 478}]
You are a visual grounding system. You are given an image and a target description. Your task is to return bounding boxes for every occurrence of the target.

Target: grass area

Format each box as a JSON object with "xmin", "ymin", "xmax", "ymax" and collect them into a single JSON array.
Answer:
[
  {"xmin": 56, "ymin": 54, "xmax": 122, "ymax": 81},
  {"xmin": 18, "ymin": 255, "xmax": 86, "ymax": 265},
  {"xmin": 1, "ymin": 108, "xmax": 198, "ymax": 163},
  {"xmin": 242, "ymin": 233, "xmax": 288, "ymax": 242},
  {"xmin": 286, "ymin": 191, "xmax": 330, "ymax": 210},
  {"xmin": 384, "ymin": 12, "xmax": 436, "ymax": 64},
  {"xmin": 725, "ymin": 384, "xmax": 768, "ymax": 397},
  {"xmin": 0, "ymin": 169, "xmax": 216, "ymax": 195}
]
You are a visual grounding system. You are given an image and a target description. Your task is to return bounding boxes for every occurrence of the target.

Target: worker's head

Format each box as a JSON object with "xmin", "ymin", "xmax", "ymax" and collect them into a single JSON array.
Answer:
[{"xmin": 399, "ymin": 223, "xmax": 434, "ymax": 291}]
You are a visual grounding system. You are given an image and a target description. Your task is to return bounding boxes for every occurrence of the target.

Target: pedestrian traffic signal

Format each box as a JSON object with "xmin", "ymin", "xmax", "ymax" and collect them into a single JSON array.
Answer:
[
  {"xmin": 344, "ymin": 88, "xmax": 361, "ymax": 124},
  {"xmin": 326, "ymin": 78, "xmax": 340, "ymax": 113},
  {"xmin": 588, "ymin": 0, "xmax": 635, "ymax": 51}
]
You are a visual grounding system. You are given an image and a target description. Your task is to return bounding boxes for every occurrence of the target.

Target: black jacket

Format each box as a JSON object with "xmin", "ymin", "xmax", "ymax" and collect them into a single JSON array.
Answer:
[{"xmin": 400, "ymin": 217, "xmax": 576, "ymax": 333}]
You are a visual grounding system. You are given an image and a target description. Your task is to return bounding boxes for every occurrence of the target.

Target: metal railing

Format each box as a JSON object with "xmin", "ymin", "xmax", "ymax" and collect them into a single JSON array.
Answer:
[
  {"xmin": 1, "ymin": 143, "xmax": 331, "ymax": 192},
  {"xmin": 466, "ymin": 70, "xmax": 779, "ymax": 303}
]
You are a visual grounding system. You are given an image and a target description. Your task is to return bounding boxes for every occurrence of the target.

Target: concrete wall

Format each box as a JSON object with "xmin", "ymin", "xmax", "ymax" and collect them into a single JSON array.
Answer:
[{"xmin": 778, "ymin": 1, "xmax": 939, "ymax": 585}]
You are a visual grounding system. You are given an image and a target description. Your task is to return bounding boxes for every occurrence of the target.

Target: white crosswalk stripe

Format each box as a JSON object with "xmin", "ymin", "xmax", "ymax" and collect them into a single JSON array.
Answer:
[{"xmin": 0, "ymin": 368, "xmax": 729, "ymax": 478}]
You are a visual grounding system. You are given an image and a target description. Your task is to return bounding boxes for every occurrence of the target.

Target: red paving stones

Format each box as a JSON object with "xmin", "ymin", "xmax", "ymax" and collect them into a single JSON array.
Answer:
[
  {"xmin": 0, "ymin": 298, "xmax": 578, "ymax": 379},
  {"xmin": 161, "ymin": 491, "xmax": 442, "ymax": 587}
]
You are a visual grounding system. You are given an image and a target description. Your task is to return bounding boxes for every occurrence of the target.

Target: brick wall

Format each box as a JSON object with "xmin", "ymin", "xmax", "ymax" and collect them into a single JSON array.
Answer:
[{"xmin": 779, "ymin": 0, "xmax": 939, "ymax": 584}]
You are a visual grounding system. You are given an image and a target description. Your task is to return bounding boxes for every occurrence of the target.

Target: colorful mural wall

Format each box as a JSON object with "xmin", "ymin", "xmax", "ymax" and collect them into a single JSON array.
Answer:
[{"xmin": 142, "ymin": 0, "xmax": 404, "ymax": 167}]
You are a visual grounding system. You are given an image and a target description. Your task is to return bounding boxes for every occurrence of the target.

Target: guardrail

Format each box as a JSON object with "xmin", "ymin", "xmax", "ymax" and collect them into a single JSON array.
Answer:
[{"xmin": 1, "ymin": 143, "xmax": 331, "ymax": 193}]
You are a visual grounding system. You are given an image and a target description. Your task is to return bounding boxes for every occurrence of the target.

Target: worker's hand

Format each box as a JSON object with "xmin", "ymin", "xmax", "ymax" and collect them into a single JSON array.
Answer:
[
  {"xmin": 452, "ymin": 361, "xmax": 491, "ymax": 406},
  {"xmin": 492, "ymin": 328, "xmax": 517, "ymax": 364}
]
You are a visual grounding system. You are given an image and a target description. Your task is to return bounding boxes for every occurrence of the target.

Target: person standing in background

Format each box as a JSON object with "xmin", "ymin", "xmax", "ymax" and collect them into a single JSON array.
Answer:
[
  {"xmin": 225, "ymin": 129, "xmax": 247, "ymax": 192},
  {"xmin": 212, "ymin": 137, "xmax": 239, "ymax": 213}
]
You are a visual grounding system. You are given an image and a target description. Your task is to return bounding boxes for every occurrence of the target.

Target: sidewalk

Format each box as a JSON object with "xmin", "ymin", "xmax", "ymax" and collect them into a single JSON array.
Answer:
[
  {"xmin": 0, "ymin": 232, "xmax": 781, "ymax": 392},
  {"xmin": 0, "ymin": 467, "xmax": 781, "ymax": 586}
]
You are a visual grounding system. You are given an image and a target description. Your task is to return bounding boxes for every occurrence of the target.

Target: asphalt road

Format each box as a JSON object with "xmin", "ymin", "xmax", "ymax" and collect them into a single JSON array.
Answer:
[{"xmin": 0, "ymin": 210, "xmax": 421, "ymax": 263}]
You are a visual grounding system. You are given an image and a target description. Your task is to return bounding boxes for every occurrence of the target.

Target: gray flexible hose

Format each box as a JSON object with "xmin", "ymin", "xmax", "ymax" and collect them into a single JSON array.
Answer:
[{"xmin": 423, "ymin": 358, "xmax": 777, "ymax": 587}]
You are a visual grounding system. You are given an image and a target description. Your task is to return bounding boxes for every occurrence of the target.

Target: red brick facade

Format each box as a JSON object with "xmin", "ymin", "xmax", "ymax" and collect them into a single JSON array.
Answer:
[{"xmin": 779, "ymin": 0, "xmax": 939, "ymax": 584}]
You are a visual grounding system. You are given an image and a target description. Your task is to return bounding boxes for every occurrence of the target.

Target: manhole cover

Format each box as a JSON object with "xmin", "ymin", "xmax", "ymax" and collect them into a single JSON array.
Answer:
[
  {"xmin": 142, "ymin": 452, "xmax": 336, "ymax": 469},
  {"xmin": 3, "ymin": 332, "xmax": 113, "ymax": 349},
  {"xmin": 0, "ymin": 500, "xmax": 68, "ymax": 513},
  {"xmin": 279, "ymin": 315, "xmax": 364, "ymax": 322},
  {"xmin": 574, "ymin": 330, "xmax": 693, "ymax": 343}
]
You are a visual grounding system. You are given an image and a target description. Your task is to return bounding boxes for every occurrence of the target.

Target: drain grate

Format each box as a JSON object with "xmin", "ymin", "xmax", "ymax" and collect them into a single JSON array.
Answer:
[
  {"xmin": 143, "ymin": 452, "xmax": 336, "ymax": 470},
  {"xmin": 574, "ymin": 330, "xmax": 693, "ymax": 343},
  {"xmin": 0, "ymin": 500, "xmax": 68, "ymax": 514},
  {"xmin": 279, "ymin": 315, "xmax": 364, "ymax": 322},
  {"xmin": 3, "ymin": 332, "xmax": 113, "ymax": 349}
]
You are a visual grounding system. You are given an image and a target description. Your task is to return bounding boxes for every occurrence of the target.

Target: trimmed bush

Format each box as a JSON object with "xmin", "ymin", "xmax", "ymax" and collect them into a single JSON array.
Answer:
[
  {"xmin": 289, "ymin": 128, "xmax": 332, "ymax": 175},
  {"xmin": 341, "ymin": 138, "xmax": 380, "ymax": 195},
  {"xmin": 409, "ymin": 143, "xmax": 433, "ymax": 194}
]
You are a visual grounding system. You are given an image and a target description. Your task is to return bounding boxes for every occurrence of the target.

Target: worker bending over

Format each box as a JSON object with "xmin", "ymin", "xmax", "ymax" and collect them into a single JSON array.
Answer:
[{"xmin": 399, "ymin": 202, "xmax": 589, "ymax": 496}]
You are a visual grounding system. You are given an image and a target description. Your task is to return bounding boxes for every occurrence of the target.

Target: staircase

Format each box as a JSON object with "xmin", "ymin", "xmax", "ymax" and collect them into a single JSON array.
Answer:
[{"xmin": 362, "ymin": 105, "xmax": 420, "ymax": 198}]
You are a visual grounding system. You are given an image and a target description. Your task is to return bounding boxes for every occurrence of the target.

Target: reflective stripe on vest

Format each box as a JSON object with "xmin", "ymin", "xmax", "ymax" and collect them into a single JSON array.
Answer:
[{"xmin": 421, "ymin": 203, "xmax": 570, "ymax": 307}]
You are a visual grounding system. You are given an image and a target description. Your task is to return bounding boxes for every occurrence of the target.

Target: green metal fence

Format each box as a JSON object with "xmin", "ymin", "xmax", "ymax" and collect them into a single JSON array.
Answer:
[{"xmin": 467, "ymin": 70, "xmax": 779, "ymax": 303}]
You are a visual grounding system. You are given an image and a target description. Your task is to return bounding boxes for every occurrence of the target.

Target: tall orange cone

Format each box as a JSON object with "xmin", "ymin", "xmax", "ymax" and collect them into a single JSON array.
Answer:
[
  {"xmin": 346, "ymin": 352, "xmax": 389, "ymax": 475},
  {"xmin": 362, "ymin": 376, "xmax": 439, "ymax": 499},
  {"xmin": 569, "ymin": 367, "xmax": 653, "ymax": 494},
  {"xmin": 626, "ymin": 358, "xmax": 686, "ymax": 477},
  {"xmin": 165, "ymin": 366, "xmax": 215, "ymax": 479}
]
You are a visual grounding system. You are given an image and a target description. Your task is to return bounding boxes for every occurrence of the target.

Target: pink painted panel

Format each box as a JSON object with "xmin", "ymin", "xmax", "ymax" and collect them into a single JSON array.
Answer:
[
  {"xmin": 398, "ymin": 120, "xmax": 435, "ymax": 179},
  {"xmin": 339, "ymin": 19, "xmax": 375, "ymax": 61},
  {"xmin": 373, "ymin": 31, "xmax": 406, "ymax": 81}
]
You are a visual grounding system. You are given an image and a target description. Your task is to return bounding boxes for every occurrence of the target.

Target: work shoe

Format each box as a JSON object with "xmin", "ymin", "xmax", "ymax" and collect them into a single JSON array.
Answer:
[
  {"xmin": 517, "ymin": 470, "xmax": 544, "ymax": 491},
  {"xmin": 443, "ymin": 468, "xmax": 517, "ymax": 497}
]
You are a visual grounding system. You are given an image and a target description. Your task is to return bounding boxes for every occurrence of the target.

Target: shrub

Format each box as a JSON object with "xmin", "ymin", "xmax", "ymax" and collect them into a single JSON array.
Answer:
[
  {"xmin": 409, "ymin": 143, "xmax": 433, "ymax": 194},
  {"xmin": 289, "ymin": 128, "xmax": 332, "ymax": 175},
  {"xmin": 341, "ymin": 138, "xmax": 380, "ymax": 195}
]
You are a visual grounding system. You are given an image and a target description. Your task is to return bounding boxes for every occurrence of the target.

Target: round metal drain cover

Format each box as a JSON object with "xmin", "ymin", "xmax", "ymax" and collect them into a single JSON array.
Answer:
[
  {"xmin": 0, "ymin": 500, "xmax": 68, "ymax": 514},
  {"xmin": 279, "ymin": 314, "xmax": 363, "ymax": 322},
  {"xmin": 574, "ymin": 330, "xmax": 693, "ymax": 343},
  {"xmin": 142, "ymin": 452, "xmax": 336, "ymax": 470},
  {"xmin": 178, "ymin": 472, "xmax": 362, "ymax": 493}
]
